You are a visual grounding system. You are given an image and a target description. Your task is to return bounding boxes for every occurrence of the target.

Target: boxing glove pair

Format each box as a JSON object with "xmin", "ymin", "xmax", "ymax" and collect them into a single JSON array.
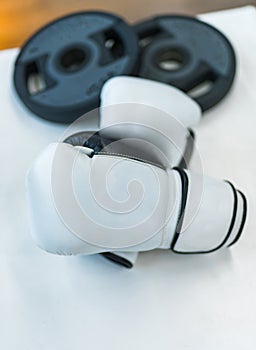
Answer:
[{"xmin": 26, "ymin": 77, "xmax": 247, "ymax": 268}]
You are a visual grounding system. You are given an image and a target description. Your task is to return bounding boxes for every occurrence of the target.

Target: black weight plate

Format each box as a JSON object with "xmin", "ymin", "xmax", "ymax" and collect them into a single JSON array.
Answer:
[
  {"xmin": 135, "ymin": 15, "xmax": 236, "ymax": 111},
  {"xmin": 14, "ymin": 11, "xmax": 139, "ymax": 123}
]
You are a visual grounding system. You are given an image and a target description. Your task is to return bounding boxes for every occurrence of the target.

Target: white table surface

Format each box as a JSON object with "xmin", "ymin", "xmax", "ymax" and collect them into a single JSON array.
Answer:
[{"xmin": 0, "ymin": 6, "xmax": 256, "ymax": 350}]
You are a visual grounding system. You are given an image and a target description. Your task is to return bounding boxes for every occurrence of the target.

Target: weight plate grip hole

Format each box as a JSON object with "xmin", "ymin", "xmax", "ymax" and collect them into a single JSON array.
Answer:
[
  {"xmin": 188, "ymin": 80, "xmax": 214, "ymax": 99},
  {"xmin": 26, "ymin": 61, "xmax": 47, "ymax": 95},
  {"xmin": 139, "ymin": 26, "xmax": 165, "ymax": 48}
]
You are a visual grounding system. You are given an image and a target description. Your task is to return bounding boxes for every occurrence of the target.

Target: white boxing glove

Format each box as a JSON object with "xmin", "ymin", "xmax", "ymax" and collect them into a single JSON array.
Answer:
[
  {"xmin": 26, "ymin": 142, "xmax": 247, "ymax": 262},
  {"xmin": 62, "ymin": 76, "xmax": 202, "ymax": 266}
]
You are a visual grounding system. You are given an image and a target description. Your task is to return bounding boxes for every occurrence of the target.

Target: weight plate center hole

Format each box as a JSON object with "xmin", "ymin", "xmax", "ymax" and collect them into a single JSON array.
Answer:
[
  {"xmin": 59, "ymin": 48, "xmax": 87, "ymax": 73},
  {"xmin": 156, "ymin": 49, "xmax": 184, "ymax": 71}
]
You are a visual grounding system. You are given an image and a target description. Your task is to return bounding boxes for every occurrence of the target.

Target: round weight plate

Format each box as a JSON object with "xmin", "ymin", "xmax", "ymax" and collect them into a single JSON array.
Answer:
[
  {"xmin": 14, "ymin": 11, "xmax": 139, "ymax": 123},
  {"xmin": 135, "ymin": 15, "xmax": 236, "ymax": 111}
]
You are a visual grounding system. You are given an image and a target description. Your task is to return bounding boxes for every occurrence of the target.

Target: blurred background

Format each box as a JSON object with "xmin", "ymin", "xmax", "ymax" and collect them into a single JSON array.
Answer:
[{"xmin": 0, "ymin": 0, "xmax": 254, "ymax": 50}]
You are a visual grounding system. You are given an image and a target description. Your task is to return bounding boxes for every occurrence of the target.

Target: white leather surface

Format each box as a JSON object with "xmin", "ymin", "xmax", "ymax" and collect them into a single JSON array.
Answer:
[
  {"xmin": 27, "ymin": 142, "xmax": 181, "ymax": 253},
  {"xmin": 100, "ymin": 76, "xmax": 201, "ymax": 168},
  {"xmin": 0, "ymin": 6, "xmax": 256, "ymax": 350},
  {"xmin": 101, "ymin": 76, "xmax": 201, "ymax": 127}
]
